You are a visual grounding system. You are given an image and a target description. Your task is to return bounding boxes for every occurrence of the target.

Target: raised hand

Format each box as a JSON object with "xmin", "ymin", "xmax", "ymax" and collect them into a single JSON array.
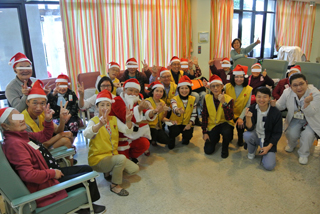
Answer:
[
  {"xmin": 77, "ymin": 82, "xmax": 84, "ymax": 97},
  {"xmin": 59, "ymin": 101, "xmax": 71, "ymax": 123},
  {"xmin": 151, "ymin": 65, "xmax": 158, "ymax": 77},
  {"xmin": 208, "ymin": 59, "xmax": 215, "ymax": 66},
  {"xmin": 138, "ymin": 99, "xmax": 149, "ymax": 111},
  {"xmin": 175, "ymin": 107, "xmax": 185, "ymax": 115},
  {"xmin": 52, "ymin": 85, "xmax": 60, "ymax": 96},
  {"xmin": 125, "ymin": 107, "xmax": 133, "ymax": 122},
  {"xmin": 245, "ymin": 108, "xmax": 253, "ymax": 118},
  {"xmin": 262, "ymin": 69, "xmax": 267, "ymax": 77},
  {"xmin": 154, "ymin": 102, "xmax": 165, "ymax": 114},
  {"xmin": 203, "ymin": 79, "xmax": 210, "ymax": 89},
  {"xmin": 44, "ymin": 103, "xmax": 55, "ymax": 121},
  {"xmin": 235, "ymin": 118, "xmax": 244, "ymax": 129},
  {"xmin": 99, "ymin": 109, "xmax": 109, "ymax": 126},
  {"xmin": 188, "ymin": 59, "xmax": 194, "ymax": 68},
  {"xmin": 270, "ymin": 99, "xmax": 277, "ymax": 107},
  {"xmin": 192, "ymin": 56, "xmax": 199, "ymax": 67},
  {"xmin": 44, "ymin": 82, "xmax": 55, "ymax": 95},
  {"xmin": 113, "ymin": 82, "xmax": 121, "ymax": 88},
  {"xmin": 218, "ymin": 92, "xmax": 225, "ymax": 104},
  {"xmin": 304, "ymin": 93, "xmax": 313, "ymax": 104},
  {"xmin": 141, "ymin": 59, "xmax": 149, "ymax": 71},
  {"xmin": 21, "ymin": 80, "xmax": 31, "ymax": 96},
  {"xmin": 255, "ymin": 38, "xmax": 261, "ymax": 44}
]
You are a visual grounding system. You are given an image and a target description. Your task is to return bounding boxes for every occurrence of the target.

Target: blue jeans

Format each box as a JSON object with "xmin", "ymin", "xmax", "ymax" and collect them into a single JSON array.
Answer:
[{"xmin": 243, "ymin": 131, "xmax": 276, "ymax": 171}]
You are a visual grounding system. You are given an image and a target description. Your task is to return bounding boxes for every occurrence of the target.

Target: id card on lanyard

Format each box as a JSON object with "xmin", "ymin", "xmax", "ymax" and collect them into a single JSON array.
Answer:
[{"xmin": 294, "ymin": 97, "xmax": 304, "ymax": 120}]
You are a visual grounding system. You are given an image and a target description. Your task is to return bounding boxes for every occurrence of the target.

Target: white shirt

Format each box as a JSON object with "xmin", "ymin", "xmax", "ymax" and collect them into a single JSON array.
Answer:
[{"xmin": 255, "ymin": 104, "xmax": 270, "ymax": 144}]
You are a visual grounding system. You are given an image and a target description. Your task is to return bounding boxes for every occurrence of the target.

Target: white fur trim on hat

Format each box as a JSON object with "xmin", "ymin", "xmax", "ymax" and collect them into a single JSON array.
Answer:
[
  {"xmin": 9, "ymin": 58, "xmax": 32, "ymax": 66},
  {"xmin": 289, "ymin": 68, "xmax": 301, "ymax": 73},
  {"xmin": 0, "ymin": 108, "xmax": 15, "ymax": 124},
  {"xmin": 160, "ymin": 70, "xmax": 171, "ymax": 76},
  {"xmin": 110, "ymin": 64, "xmax": 120, "ymax": 69},
  {"xmin": 56, "ymin": 79, "xmax": 68, "ymax": 83},
  {"xmin": 178, "ymin": 82, "xmax": 193, "ymax": 87},
  {"xmin": 126, "ymin": 64, "xmax": 138, "ymax": 68},
  {"xmin": 152, "ymin": 84, "xmax": 164, "ymax": 90},
  {"xmin": 15, "ymin": 67, "xmax": 33, "ymax": 70},
  {"xmin": 171, "ymin": 59, "xmax": 180, "ymax": 63},
  {"xmin": 251, "ymin": 69, "xmax": 261, "ymax": 73},
  {"xmin": 95, "ymin": 97, "xmax": 114, "ymax": 105},
  {"xmin": 181, "ymin": 65, "xmax": 188, "ymax": 68},
  {"xmin": 124, "ymin": 82, "xmax": 141, "ymax": 91},
  {"xmin": 220, "ymin": 60, "xmax": 230, "ymax": 64},
  {"xmin": 209, "ymin": 80, "xmax": 223, "ymax": 85},
  {"xmin": 27, "ymin": 94, "xmax": 47, "ymax": 100}
]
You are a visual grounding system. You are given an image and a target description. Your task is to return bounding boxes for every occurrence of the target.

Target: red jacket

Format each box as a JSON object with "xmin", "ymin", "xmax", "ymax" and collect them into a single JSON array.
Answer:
[
  {"xmin": 272, "ymin": 78, "xmax": 289, "ymax": 100},
  {"xmin": 2, "ymin": 121, "xmax": 68, "ymax": 207}
]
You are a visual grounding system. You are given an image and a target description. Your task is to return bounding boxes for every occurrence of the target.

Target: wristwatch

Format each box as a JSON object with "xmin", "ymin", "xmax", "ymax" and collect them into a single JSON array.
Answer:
[{"xmin": 222, "ymin": 102, "xmax": 228, "ymax": 107}]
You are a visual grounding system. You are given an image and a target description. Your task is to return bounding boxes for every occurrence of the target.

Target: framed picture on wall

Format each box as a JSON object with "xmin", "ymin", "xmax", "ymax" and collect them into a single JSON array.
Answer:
[{"xmin": 198, "ymin": 31, "xmax": 209, "ymax": 43}]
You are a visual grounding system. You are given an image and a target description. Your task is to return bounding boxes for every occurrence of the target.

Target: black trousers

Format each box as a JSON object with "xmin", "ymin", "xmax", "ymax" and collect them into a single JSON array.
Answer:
[
  {"xmin": 150, "ymin": 128, "xmax": 170, "ymax": 144},
  {"xmin": 204, "ymin": 122, "xmax": 233, "ymax": 155},
  {"xmin": 234, "ymin": 118, "xmax": 244, "ymax": 141},
  {"xmin": 59, "ymin": 165, "xmax": 100, "ymax": 202},
  {"xmin": 168, "ymin": 125, "xmax": 194, "ymax": 141}
]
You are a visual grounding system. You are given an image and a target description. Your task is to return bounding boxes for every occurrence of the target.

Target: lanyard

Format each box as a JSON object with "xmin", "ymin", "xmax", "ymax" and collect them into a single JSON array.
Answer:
[{"xmin": 294, "ymin": 97, "xmax": 301, "ymax": 111}]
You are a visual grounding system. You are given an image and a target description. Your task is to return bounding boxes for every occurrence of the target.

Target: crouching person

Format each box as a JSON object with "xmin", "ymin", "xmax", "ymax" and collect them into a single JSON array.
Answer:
[
  {"xmin": 243, "ymin": 87, "xmax": 282, "ymax": 171},
  {"xmin": 84, "ymin": 89, "xmax": 139, "ymax": 196}
]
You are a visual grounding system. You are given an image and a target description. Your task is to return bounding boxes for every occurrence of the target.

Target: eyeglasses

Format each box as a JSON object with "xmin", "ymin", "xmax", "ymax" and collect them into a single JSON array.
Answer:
[
  {"xmin": 291, "ymin": 82, "xmax": 305, "ymax": 88},
  {"xmin": 101, "ymin": 84, "xmax": 112, "ymax": 88}
]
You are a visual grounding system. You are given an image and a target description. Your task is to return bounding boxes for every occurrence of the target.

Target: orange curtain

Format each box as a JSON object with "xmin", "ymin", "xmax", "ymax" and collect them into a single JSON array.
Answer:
[
  {"xmin": 60, "ymin": 0, "xmax": 192, "ymax": 91},
  {"xmin": 209, "ymin": 0, "xmax": 234, "ymax": 59},
  {"xmin": 275, "ymin": 0, "xmax": 316, "ymax": 60}
]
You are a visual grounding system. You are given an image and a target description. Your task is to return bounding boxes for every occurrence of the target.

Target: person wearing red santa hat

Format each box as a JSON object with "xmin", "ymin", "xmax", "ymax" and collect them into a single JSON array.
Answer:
[
  {"xmin": 0, "ymin": 107, "xmax": 106, "ymax": 213},
  {"xmin": 110, "ymin": 78, "xmax": 161, "ymax": 163},
  {"xmin": 21, "ymin": 80, "xmax": 75, "ymax": 159},
  {"xmin": 84, "ymin": 89, "xmax": 139, "ymax": 196},
  {"xmin": 180, "ymin": 57, "xmax": 202, "ymax": 79},
  {"xmin": 168, "ymin": 75, "xmax": 197, "ymax": 149},
  {"xmin": 157, "ymin": 67, "xmax": 177, "ymax": 108},
  {"xmin": 202, "ymin": 75, "xmax": 234, "ymax": 158},
  {"xmin": 225, "ymin": 65, "xmax": 252, "ymax": 147},
  {"xmin": 47, "ymin": 74, "xmax": 80, "ymax": 137},
  {"xmin": 144, "ymin": 81, "xmax": 172, "ymax": 153},
  {"xmin": 209, "ymin": 57, "xmax": 233, "ymax": 84},
  {"xmin": 272, "ymin": 65, "xmax": 301, "ymax": 100},
  {"xmin": 5, "ymin": 52, "xmax": 53, "ymax": 113},
  {"xmin": 107, "ymin": 62, "xmax": 121, "ymax": 95},
  {"xmin": 118, "ymin": 57, "xmax": 149, "ymax": 98},
  {"xmin": 248, "ymin": 63, "xmax": 274, "ymax": 97},
  {"xmin": 169, "ymin": 56, "xmax": 187, "ymax": 85}
]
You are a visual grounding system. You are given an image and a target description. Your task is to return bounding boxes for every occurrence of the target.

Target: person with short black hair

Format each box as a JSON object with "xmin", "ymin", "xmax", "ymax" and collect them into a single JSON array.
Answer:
[
  {"xmin": 208, "ymin": 57, "xmax": 233, "ymax": 84},
  {"xmin": 230, "ymin": 38, "xmax": 260, "ymax": 62},
  {"xmin": 225, "ymin": 65, "xmax": 252, "ymax": 147},
  {"xmin": 273, "ymin": 73, "xmax": 320, "ymax": 165},
  {"xmin": 244, "ymin": 86, "xmax": 282, "ymax": 171},
  {"xmin": 202, "ymin": 75, "xmax": 234, "ymax": 158}
]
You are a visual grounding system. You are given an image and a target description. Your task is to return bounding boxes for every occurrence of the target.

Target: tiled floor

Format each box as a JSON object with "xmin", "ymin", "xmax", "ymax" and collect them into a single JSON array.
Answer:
[{"xmin": 73, "ymin": 126, "xmax": 320, "ymax": 214}]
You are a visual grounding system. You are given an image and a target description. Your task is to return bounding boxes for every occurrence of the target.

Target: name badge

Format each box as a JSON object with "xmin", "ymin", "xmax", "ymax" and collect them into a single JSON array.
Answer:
[
  {"xmin": 293, "ymin": 111, "xmax": 304, "ymax": 120},
  {"xmin": 226, "ymin": 75, "xmax": 230, "ymax": 80},
  {"xmin": 69, "ymin": 94, "xmax": 73, "ymax": 101},
  {"xmin": 28, "ymin": 141, "xmax": 40, "ymax": 150},
  {"xmin": 260, "ymin": 76, "xmax": 264, "ymax": 82}
]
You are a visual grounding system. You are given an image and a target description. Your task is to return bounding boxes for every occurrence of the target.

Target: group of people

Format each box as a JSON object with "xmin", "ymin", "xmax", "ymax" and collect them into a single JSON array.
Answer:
[{"xmin": 1, "ymin": 48, "xmax": 319, "ymax": 212}]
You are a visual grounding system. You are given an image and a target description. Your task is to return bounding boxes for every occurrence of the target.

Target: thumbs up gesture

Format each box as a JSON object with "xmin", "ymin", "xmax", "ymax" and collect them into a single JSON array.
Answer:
[
  {"xmin": 245, "ymin": 108, "xmax": 253, "ymax": 118},
  {"xmin": 218, "ymin": 91, "xmax": 225, "ymax": 104},
  {"xmin": 304, "ymin": 93, "xmax": 313, "ymax": 104},
  {"xmin": 262, "ymin": 69, "xmax": 267, "ymax": 77}
]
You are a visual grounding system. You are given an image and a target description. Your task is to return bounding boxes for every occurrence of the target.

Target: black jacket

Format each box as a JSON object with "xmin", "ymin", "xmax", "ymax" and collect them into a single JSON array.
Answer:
[
  {"xmin": 244, "ymin": 104, "xmax": 282, "ymax": 153},
  {"xmin": 119, "ymin": 70, "xmax": 149, "ymax": 98}
]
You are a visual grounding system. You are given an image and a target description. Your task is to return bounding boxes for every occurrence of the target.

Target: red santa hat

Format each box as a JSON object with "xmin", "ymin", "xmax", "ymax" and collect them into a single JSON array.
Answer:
[
  {"xmin": 170, "ymin": 56, "xmax": 180, "ymax": 64},
  {"xmin": 8, "ymin": 52, "xmax": 32, "ymax": 69},
  {"xmin": 109, "ymin": 62, "xmax": 120, "ymax": 69},
  {"xmin": 159, "ymin": 67, "xmax": 171, "ymax": 77},
  {"xmin": 220, "ymin": 58, "xmax": 231, "ymax": 68},
  {"xmin": 95, "ymin": 89, "xmax": 114, "ymax": 105},
  {"xmin": 0, "ymin": 107, "xmax": 15, "ymax": 124},
  {"xmin": 251, "ymin": 63, "xmax": 262, "ymax": 73},
  {"xmin": 27, "ymin": 80, "xmax": 47, "ymax": 100},
  {"xmin": 178, "ymin": 75, "xmax": 193, "ymax": 87},
  {"xmin": 233, "ymin": 65, "xmax": 248, "ymax": 77},
  {"xmin": 180, "ymin": 58, "xmax": 189, "ymax": 68},
  {"xmin": 209, "ymin": 74, "xmax": 223, "ymax": 85},
  {"xmin": 288, "ymin": 65, "xmax": 301, "ymax": 73},
  {"xmin": 126, "ymin": 57, "xmax": 138, "ymax": 68},
  {"xmin": 147, "ymin": 81, "xmax": 164, "ymax": 90},
  {"xmin": 123, "ymin": 78, "xmax": 141, "ymax": 91},
  {"xmin": 55, "ymin": 74, "xmax": 70, "ymax": 88}
]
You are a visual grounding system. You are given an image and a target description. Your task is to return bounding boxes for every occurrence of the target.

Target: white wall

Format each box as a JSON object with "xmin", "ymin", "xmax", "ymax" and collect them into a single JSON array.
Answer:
[
  {"xmin": 310, "ymin": 4, "xmax": 320, "ymax": 62},
  {"xmin": 191, "ymin": 0, "xmax": 211, "ymax": 79}
]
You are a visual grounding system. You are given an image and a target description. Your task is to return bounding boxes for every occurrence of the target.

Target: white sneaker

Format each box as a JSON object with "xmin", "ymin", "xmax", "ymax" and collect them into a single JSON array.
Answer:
[
  {"xmin": 299, "ymin": 157, "xmax": 308, "ymax": 165},
  {"xmin": 285, "ymin": 145, "xmax": 295, "ymax": 153},
  {"xmin": 248, "ymin": 153, "xmax": 255, "ymax": 160}
]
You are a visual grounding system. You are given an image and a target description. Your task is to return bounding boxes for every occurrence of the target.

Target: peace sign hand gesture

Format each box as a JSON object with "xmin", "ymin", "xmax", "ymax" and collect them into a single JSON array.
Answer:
[
  {"xmin": 99, "ymin": 109, "xmax": 109, "ymax": 126},
  {"xmin": 43, "ymin": 82, "xmax": 55, "ymax": 95},
  {"xmin": 77, "ymin": 82, "xmax": 84, "ymax": 97},
  {"xmin": 21, "ymin": 80, "xmax": 31, "ymax": 96},
  {"xmin": 59, "ymin": 101, "xmax": 71, "ymax": 123},
  {"xmin": 141, "ymin": 59, "xmax": 149, "ymax": 71},
  {"xmin": 125, "ymin": 107, "xmax": 133, "ymax": 122},
  {"xmin": 44, "ymin": 103, "xmax": 55, "ymax": 121}
]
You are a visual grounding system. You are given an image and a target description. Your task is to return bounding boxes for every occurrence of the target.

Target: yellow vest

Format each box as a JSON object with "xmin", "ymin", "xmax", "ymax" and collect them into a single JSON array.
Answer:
[
  {"xmin": 88, "ymin": 116, "xmax": 119, "ymax": 166},
  {"xmin": 111, "ymin": 78, "xmax": 120, "ymax": 95},
  {"xmin": 22, "ymin": 110, "xmax": 45, "ymax": 132},
  {"xmin": 169, "ymin": 95, "xmax": 195, "ymax": 125},
  {"xmin": 146, "ymin": 97, "xmax": 166, "ymax": 129},
  {"xmin": 225, "ymin": 83, "xmax": 252, "ymax": 119},
  {"xmin": 170, "ymin": 70, "xmax": 184, "ymax": 84},
  {"xmin": 205, "ymin": 94, "xmax": 234, "ymax": 131},
  {"xmin": 161, "ymin": 82, "xmax": 177, "ymax": 107}
]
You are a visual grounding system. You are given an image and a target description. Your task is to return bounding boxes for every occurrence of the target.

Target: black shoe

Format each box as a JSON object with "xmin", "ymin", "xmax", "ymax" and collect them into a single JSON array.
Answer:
[
  {"xmin": 93, "ymin": 203, "xmax": 106, "ymax": 213},
  {"xmin": 221, "ymin": 150, "xmax": 229, "ymax": 158},
  {"xmin": 195, "ymin": 117, "xmax": 202, "ymax": 126},
  {"xmin": 237, "ymin": 139, "xmax": 244, "ymax": 147},
  {"xmin": 243, "ymin": 142, "xmax": 247, "ymax": 150},
  {"xmin": 131, "ymin": 158, "xmax": 139, "ymax": 164},
  {"xmin": 73, "ymin": 159, "xmax": 78, "ymax": 165},
  {"xmin": 182, "ymin": 139, "xmax": 190, "ymax": 145},
  {"xmin": 168, "ymin": 138, "xmax": 175, "ymax": 150}
]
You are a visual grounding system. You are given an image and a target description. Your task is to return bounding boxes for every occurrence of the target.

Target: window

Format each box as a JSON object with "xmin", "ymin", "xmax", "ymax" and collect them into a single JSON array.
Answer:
[{"xmin": 233, "ymin": 0, "xmax": 276, "ymax": 59}]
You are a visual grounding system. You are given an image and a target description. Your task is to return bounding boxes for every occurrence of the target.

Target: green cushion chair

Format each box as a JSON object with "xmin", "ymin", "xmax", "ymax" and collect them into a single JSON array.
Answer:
[
  {"xmin": 261, "ymin": 59, "xmax": 289, "ymax": 80},
  {"xmin": 0, "ymin": 145, "xmax": 99, "ymax": 214},
  {"xmin": 296, "ymin": 62, "xmax": 320, "ymax": 89}
]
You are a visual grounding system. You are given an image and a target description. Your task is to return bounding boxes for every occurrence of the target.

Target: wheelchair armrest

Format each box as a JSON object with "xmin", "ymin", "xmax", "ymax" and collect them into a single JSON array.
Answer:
[
  {"xmin": 11, "ymin": 171, "xmax": 99, "ymax": 208},
  {"xmin": 52, "ymin": 148, "xmax": 75, "ymax": 160}
]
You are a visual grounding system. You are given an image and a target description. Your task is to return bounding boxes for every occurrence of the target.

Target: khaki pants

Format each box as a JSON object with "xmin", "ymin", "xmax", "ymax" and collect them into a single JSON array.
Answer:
[{"xmin": 91, "ymin": 154, "xmax": 139, "ymax": 184}]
